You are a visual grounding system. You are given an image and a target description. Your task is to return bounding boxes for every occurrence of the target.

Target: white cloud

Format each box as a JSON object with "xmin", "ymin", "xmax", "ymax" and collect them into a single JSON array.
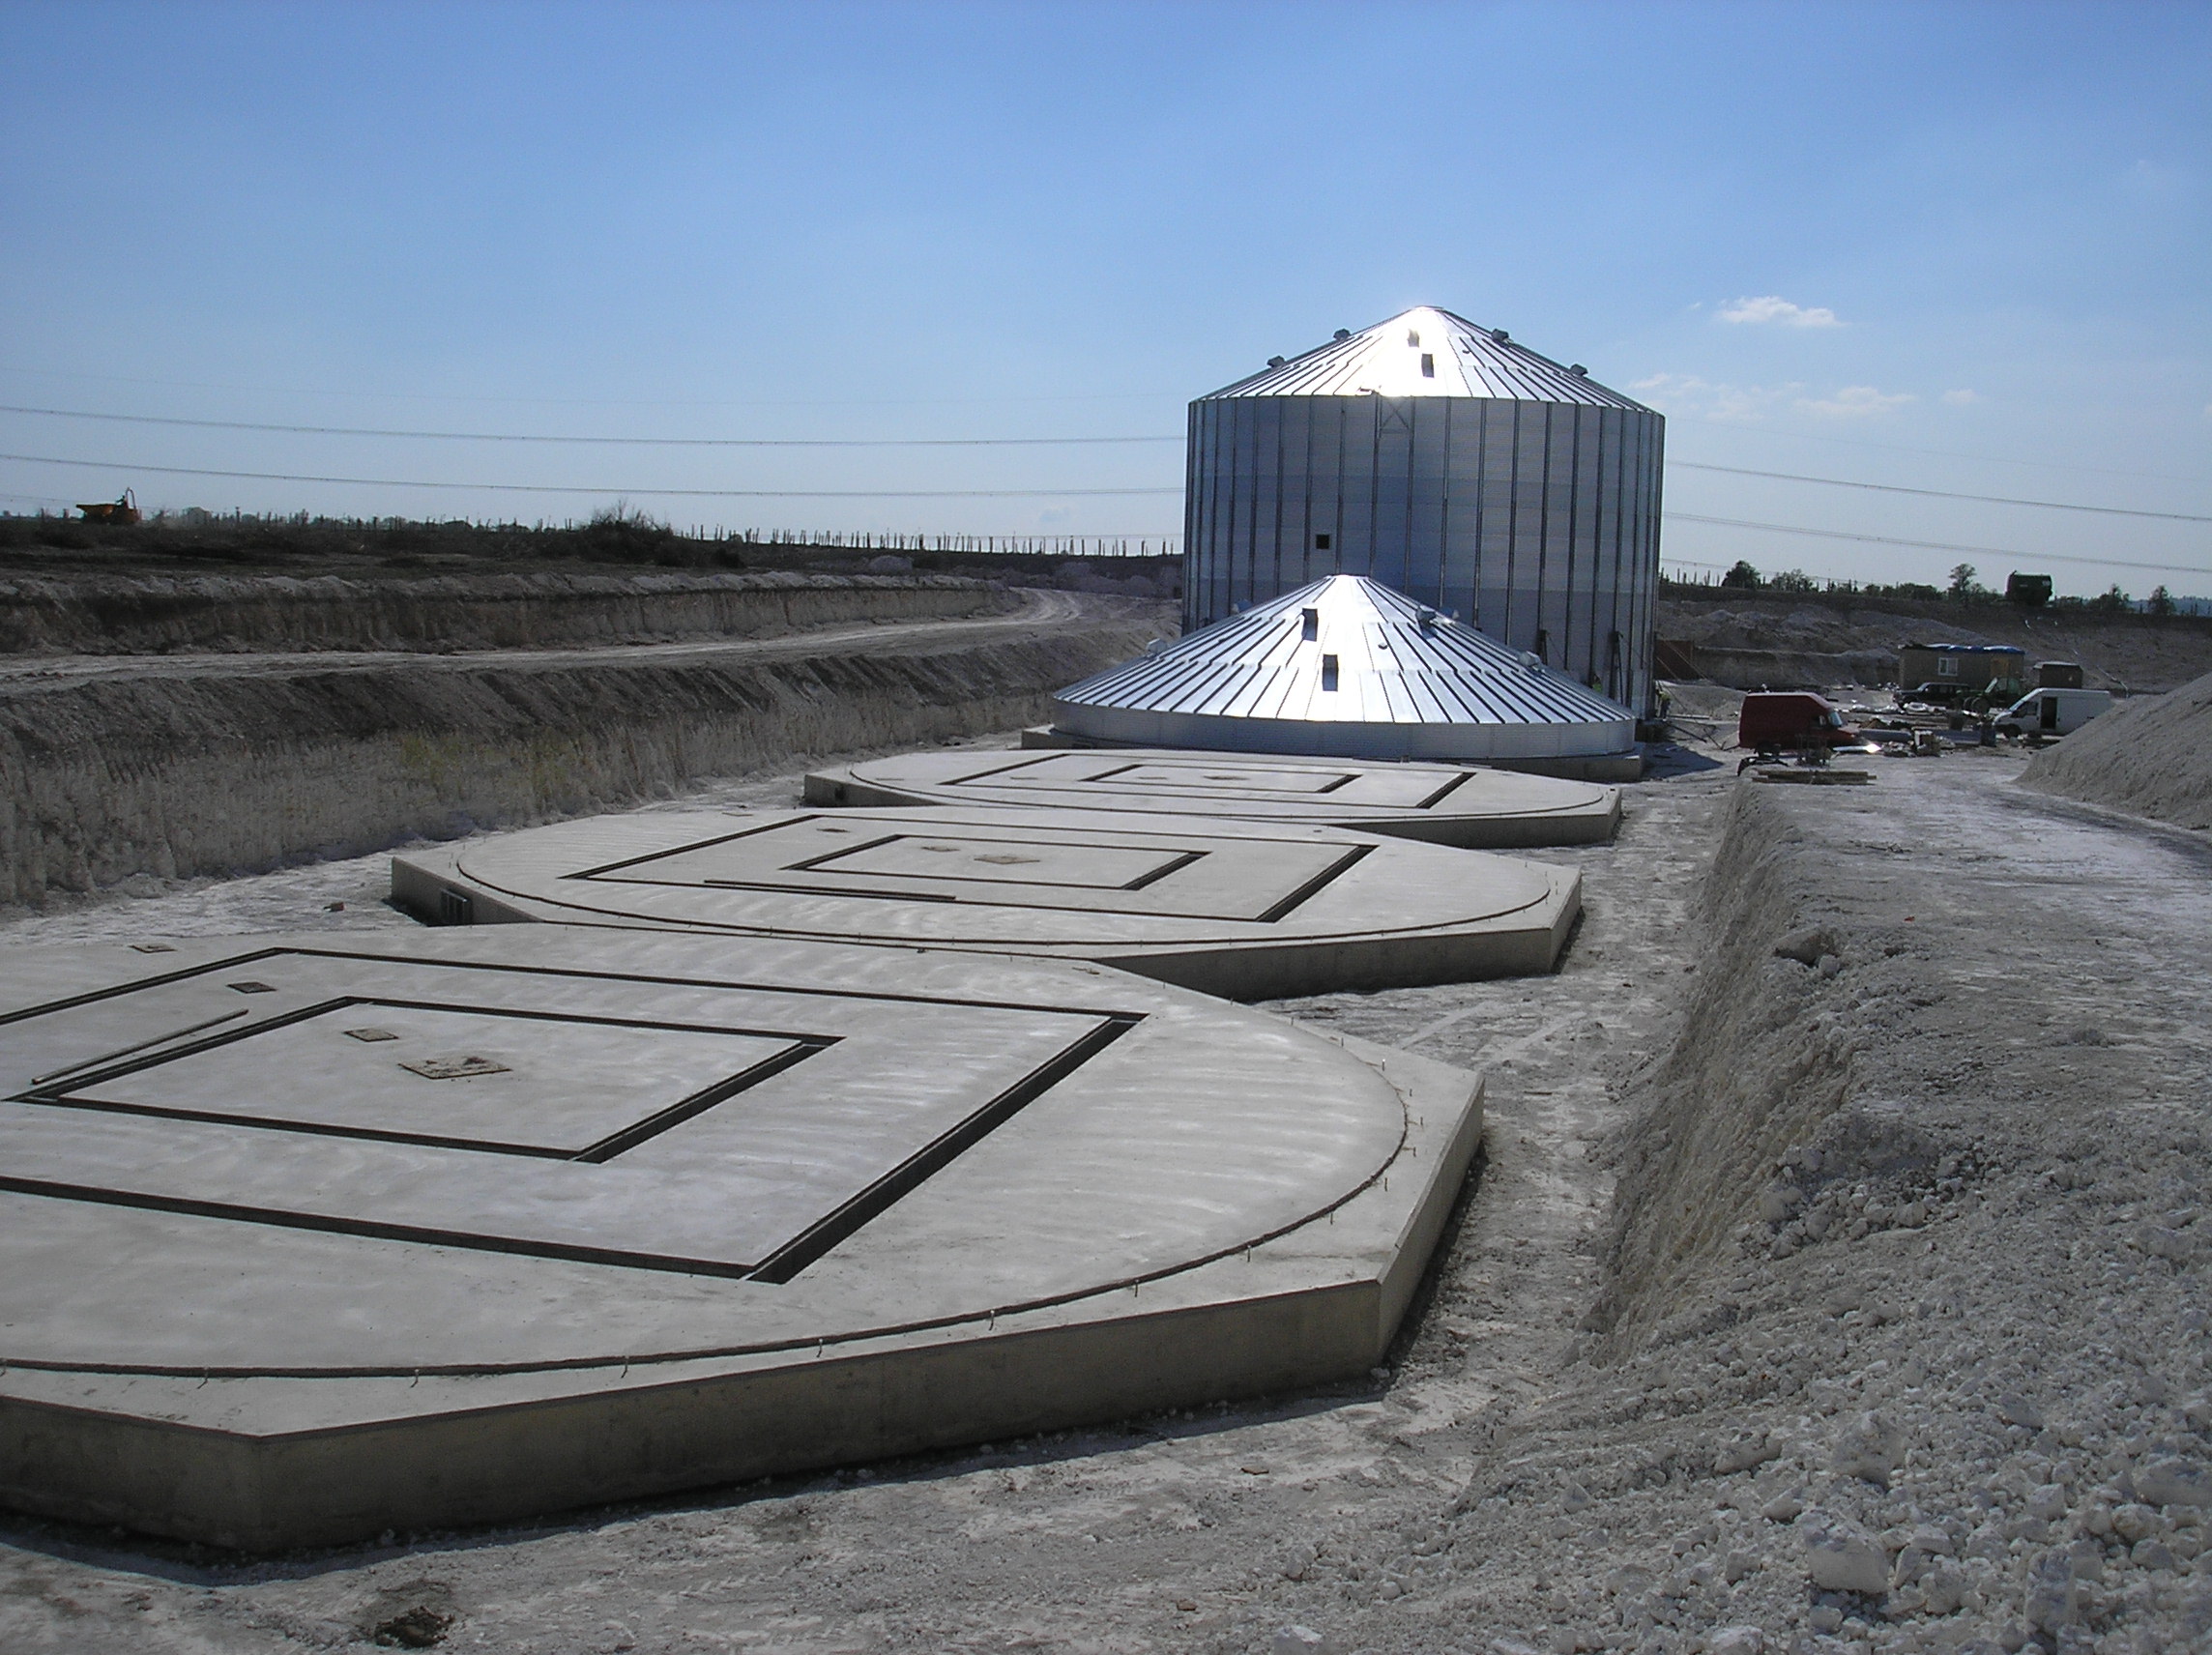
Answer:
[
  {"xmin": 1941, "ymin": 389, "xmax": 1977, "ymax": 406},
  {"xmin": 1797, "ymin": 385, "xmax": 1916, "ymax": 419},
  {"xmin": 1718, "ymin": 295, "xmax": 1843, "ymax": 329},
  {"xmin": 1630, "ymin": 372, "xmax": 1799, "ymax": 422}
]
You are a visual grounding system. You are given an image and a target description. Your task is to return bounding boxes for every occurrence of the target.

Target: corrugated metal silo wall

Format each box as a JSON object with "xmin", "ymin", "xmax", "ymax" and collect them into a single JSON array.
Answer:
[{"xmin": 1182, "ymin": 395, "xmax": 1665, "ymax": 715}]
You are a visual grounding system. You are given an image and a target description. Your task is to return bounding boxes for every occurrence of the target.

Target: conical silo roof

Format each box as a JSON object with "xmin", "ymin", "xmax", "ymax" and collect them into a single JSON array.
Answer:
[
  {"xmin": 1053, "ymin": 575, "xmax": 1637, "ymax": 762},
  {"xmin": 1203, "ymin": 305, "xmax": 1648, "ymax": 409}
]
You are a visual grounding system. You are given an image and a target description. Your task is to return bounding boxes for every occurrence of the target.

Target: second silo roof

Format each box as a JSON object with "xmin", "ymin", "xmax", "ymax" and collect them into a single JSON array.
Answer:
[
  {"xmin": 1206, "ymin": 305, "xmax": 1649, "ymax": 408},
  {"xmin": 1053, "ymin": 575, "xmax": 1637, "ymax": 761}
]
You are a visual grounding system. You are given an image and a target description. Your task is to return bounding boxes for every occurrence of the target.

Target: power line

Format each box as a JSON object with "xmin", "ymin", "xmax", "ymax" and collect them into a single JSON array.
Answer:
[
  {"xmin": 8, "ymin": 406, "xmax": 2199, "ymax": 525},
  {"xmin": 0, "ymin": 363, "xmax": 1176, "ymax": 411},
  {"xmin": 0, "ymin": 405, "xmax": 1181, "ymax": 449},
  {"xmin": 0, "ymin": 452, "xmax": 1180, "ymax": 500},
  {"xmin": 8, "ymin": 450, "xmax": 2202, "ymax": 575},
  {"xmin": 1671, "ymin": 461, "xmax": 2211, "ymax": 523},
  {"xmin": 1672, "ymin": 421, "xmax": 2204, "ymax": 486},
  {"xmin": 1670, "ymin": 512, "xmax": 2212, "ymax": 580}
]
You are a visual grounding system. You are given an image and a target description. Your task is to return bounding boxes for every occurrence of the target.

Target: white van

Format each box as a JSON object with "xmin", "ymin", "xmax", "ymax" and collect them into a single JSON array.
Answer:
[{"xmin": 1994, "ymin": 686, "xmax": 2113, "ymax": 738}]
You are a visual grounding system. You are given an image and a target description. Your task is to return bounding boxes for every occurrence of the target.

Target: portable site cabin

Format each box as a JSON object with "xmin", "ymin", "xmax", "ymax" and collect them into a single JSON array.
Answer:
[{"xmin": 1898, "ymin": 644, "xmax": 2028, "ymax": 704}]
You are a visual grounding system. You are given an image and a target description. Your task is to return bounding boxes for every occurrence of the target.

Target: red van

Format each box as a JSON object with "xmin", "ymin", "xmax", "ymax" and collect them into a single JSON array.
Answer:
[{"xmin": 1737, "ymin": 692, "xmax": 1860, "ymax": 755}]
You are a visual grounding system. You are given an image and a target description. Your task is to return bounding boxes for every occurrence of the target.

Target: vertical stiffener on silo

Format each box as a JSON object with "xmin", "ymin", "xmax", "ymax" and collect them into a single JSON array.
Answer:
[{"xmin": 1183, "ymin": 307, "xmax": 1665, "ymax": 716}]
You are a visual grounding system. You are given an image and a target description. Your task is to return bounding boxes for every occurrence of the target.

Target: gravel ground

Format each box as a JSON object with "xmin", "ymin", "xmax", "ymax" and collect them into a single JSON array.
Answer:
[{"xmin": 3, "ymin": 731, "xmax": 2207, "ymax": 1655}]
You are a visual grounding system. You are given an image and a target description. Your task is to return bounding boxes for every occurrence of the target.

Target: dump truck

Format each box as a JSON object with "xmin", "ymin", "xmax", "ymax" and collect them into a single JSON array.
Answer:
[
  {"xmin": 1993, "ymin": 687, "xmax": 2113, "ymax": 740},
  {"xmin": 75, "ymin": 488, "xmax": 141, "ymax": 525}
]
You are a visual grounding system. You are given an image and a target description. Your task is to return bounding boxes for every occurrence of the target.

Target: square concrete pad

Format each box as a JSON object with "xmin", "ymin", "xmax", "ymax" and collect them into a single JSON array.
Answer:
[{"xmin": 0, "ymin": 929, "xmax": 1481, "ymax": 1549}]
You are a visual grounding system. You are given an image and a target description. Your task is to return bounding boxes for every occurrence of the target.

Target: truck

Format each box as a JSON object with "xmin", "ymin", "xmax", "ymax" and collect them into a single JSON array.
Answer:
[
  {"xmin": 1736, "ymin": 692, "xmax": 1861, "ymax": 769},
  {"xmin": 1993, "ymin": 687, "xmax": 2113, "ymax": 740}
]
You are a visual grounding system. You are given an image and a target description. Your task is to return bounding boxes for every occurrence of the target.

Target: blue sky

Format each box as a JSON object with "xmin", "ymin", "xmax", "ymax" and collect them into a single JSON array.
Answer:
[{"xmin": 3, "ymin": 0, "xmax": 2206, "ymax": 594}]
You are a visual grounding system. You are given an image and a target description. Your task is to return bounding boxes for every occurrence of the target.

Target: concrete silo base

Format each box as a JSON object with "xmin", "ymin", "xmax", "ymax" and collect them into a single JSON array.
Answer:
[
  {"xmin": 805, "ymin": 746, "xmax": 1621, "ymax": 849},
  {"xmin": 1019, "ymin": 724, "xmax": 1646, "ymax": 782},
  {"xmin": 0, "ymin": 930, "xmax": 1480, "ymax": 1550},
  {"xmin": 390, "ymin": 805, "xmax": 1582, "ymax": 999}
]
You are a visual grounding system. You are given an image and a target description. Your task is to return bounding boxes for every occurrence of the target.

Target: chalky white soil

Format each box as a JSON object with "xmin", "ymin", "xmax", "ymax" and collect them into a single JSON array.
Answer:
[
  {"xmin": 2022, "ymin": 668, "xmax": 2212, "ymax": 831},
  {"xmin": 3, "ymin": 735, "xmax": 2209, "ymax": 1655}
]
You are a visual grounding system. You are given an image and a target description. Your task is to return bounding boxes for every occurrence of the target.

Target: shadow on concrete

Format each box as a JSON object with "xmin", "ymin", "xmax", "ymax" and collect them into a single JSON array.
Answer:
[{"xmin": 1639, "ymin": 741, "xmax": 1727, "ymax": 781}]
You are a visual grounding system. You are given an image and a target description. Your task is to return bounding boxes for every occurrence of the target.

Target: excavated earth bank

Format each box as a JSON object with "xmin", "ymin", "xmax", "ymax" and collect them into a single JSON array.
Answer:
[
  {"xmin": 2020, "ymin": 667, "xmax": 2212, "ymax": 831},
  {"xmin": 1657, "ymin": 596, "xmax": 2212, "ymax": 694},
  {"xmin": 0, "ymin": 592, "xmax": 1163, "ymax": 905},
  {"xmin": 2, "ymin": 746, "xmax": 2207, "ymax": 1654},
  {"xmin": 0, "ymin": 568, "xmax": 1020, "ymax": 656}
]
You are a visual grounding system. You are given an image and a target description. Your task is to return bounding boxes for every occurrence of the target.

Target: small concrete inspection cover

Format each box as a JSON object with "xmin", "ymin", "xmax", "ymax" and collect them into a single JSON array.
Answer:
[
  {"xmin": 392, "ymin": 806, "xmax": 1580, "ymax": 997},
  {"xmin": 0, "ymin": 928, "xmax": 1482, "ymax": 1549},
  {"xmin": 805, "ymin": 747, "xmax": 1620, "ymax": 847}
]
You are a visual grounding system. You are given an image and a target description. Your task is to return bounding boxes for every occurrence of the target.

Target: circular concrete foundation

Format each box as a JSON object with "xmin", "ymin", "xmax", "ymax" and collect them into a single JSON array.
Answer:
[
  {"xmin": 805, "ymin": 747, "xmax": 1620, "ymax": 847},
  {"xmin": 391, "ymin": 805, "xmax": 1580, "ymax": 997},
  {"xmin": 0, "ymin": 928, "xmax": 1481, "ymax": 1548}
]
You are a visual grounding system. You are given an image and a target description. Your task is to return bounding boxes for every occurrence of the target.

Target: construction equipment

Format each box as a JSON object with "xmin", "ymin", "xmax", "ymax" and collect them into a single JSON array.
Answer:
[{"xmin": 75, "ymin": 489, "xmax": 141, "ymax": 525}]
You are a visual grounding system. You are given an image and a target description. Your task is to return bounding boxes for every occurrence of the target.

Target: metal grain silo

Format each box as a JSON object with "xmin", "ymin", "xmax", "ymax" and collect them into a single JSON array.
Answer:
[{"xmin": 1184, "ymin": 306, "xmax": 1665, "ymax": 715}]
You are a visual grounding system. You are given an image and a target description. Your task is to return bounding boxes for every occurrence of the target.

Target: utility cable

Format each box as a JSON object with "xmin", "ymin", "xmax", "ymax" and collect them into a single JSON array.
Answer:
[
  {"xmin": 0, "ymin": 405, "xmax": 1179, "ymax": 449},
  {"xmin": 0, "ymin": 452, "xmax": 1179, "ymax": 500},
  {"xmin": 5, "ymin": 405, "xmax": 2199, "ymax": 521},
  {"xmin": 1671, "ymin": 461, "xmax": 2210, "ymax": 523},
  {"xmin": 1670, "ymin": 513, "xmax": 2211, "ymax": 580}
]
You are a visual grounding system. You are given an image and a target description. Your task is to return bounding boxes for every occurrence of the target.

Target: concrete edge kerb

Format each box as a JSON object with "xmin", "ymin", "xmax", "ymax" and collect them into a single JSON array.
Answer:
[
  {"xmin": 800, "ymin": 768, "xmax": 1624, "ymax": 848},
  {"xmin": 389, "ymin": 854, "xmax": 1583, "ymax": 1000}
]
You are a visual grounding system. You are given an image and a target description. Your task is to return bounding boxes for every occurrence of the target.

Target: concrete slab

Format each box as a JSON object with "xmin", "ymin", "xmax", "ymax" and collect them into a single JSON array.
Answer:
[
  {"xmin": 805, "ymin": 747, "xmax": 1621, "ymax": 847},
  {"xmin": 390, "ymin": 806, "xmax": 1581, "ymax": 998},
  {"xmin": 0, "ymin": 928, "xmax": 1481, "ymax": 1549},
  {"xmin": 1020, "ymin": 724, "xmax": 1648, "ymax": 783}
]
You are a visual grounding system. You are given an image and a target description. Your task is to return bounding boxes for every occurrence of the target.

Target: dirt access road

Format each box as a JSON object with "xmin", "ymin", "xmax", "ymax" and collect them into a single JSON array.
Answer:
[
  {"xmin": 0, "ymin": 588, "xmax": 1132, "ymax": 694},
  {"xmin": 3, "ymin": 741, "xmax": 2208, "ymax": 1654}
]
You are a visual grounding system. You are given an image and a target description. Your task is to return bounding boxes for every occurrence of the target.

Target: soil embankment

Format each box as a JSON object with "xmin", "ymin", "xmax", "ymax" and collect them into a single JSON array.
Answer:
[
  {"xmin": 2021, "ymin": 666, "xmax": 2212, "ymax": 830},
  {"xmin": 0, "ymin": 568, "xmax": 1020, "ymax": 656},
  {"xmin": 1660, "ymin": 592, "xmax": 2212, "ymax": 693},
  {"xmin": 0, "ymin": 590, "xmax": 1167, "ymax": 905},
  {"xmin": 1528, "ymin": 767, "xmax": 2212, "ymax": 1652}
]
